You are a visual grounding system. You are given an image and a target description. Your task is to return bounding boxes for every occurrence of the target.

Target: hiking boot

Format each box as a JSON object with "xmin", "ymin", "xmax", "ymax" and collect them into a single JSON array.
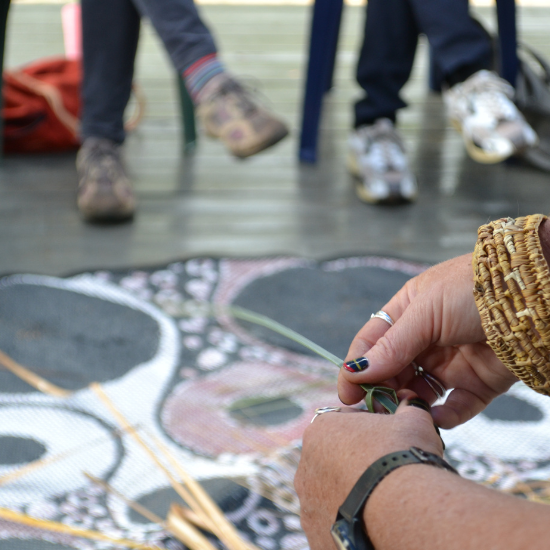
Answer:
[
  {"xmin": 196, "ymin": 75, "xmax": 289, "ymax": 158},
  {"xmin": 76, "ymin": 137, "xmax": 136, "ymax": 221},
  {"xmin": 444, "ymin": 70, "xmax": 538, "ymax": 164},
  {"xmin": 348, "ymin": 119, "xmax": 418, "ymax": 204}
]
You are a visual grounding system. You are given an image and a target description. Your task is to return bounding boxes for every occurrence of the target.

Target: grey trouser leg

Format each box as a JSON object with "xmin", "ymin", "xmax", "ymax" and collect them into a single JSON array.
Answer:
[
  {"xmin": 132, "ymin": 0, "xmax": 217, "ymax": 73},
  {"xmin": 81, "ymin": 0, "xmax": 217, "ymax": 143}
]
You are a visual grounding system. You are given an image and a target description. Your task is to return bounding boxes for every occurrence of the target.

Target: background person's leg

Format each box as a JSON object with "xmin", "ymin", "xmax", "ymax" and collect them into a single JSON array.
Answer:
[
  {"xmin": 409, "ymin": 0, "xmax": 535, "ymax": 164},
  {"xmin": 408, "ymin": 0, "xmax": 492, "ymax": 85},
  {"xmin": 131, "ymin": 0, "xmax": 289, "ymax": 158},
  {"xmin": 350, "ymin": 0, "xmax": 419, "ymax": 206},
  {"xmin": 80, "ymin": 0, "xmax": 140, "ymax": 144},
  {"xmin": 78, "ymin": 0, "xmax": 139, "ymax": 222},
  {"xmin": 354, "ymin": 0, "xmax": 419, "ymax": 128},
  {"xmin": 132, "ymin": 0, "xmax": 217, "ymax": 74}
]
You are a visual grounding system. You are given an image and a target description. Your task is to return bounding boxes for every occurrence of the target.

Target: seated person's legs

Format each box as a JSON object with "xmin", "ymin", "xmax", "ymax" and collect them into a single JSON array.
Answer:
[
  {"xmin": 78, "ymin": 0, "xmax": 288, "ymax": 222},
  {"xmin": 350, "ymin": 0, "xmax": 536, "ymax": 206}
]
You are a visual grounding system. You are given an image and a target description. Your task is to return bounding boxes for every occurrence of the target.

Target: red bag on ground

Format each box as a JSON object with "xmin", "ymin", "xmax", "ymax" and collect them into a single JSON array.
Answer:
[{"xmin": 2, "ymin": 57, "xmax": 81, "ymax": 154}]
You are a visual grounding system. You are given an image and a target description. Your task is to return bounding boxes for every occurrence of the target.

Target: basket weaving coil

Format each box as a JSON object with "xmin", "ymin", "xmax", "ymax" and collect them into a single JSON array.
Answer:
[{"xmin": 473, "ymin": 214, "xmax": 550, "ymax": 395}]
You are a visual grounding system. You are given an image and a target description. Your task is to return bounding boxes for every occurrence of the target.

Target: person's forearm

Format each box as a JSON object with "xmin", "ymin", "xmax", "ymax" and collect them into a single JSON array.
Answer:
[{"xmin": 365, "ymin": 464, "xmax": 550, "ymax": 550}]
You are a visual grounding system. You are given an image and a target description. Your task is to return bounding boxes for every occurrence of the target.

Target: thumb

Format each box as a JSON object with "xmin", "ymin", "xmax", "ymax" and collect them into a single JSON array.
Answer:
[
  {"xmin": 339, "ymin": 302, "xmax": 435, "ymax": 404},
  {"xmin": 396, "ymin": 392, "xmax": 445, "ymax": 454}
]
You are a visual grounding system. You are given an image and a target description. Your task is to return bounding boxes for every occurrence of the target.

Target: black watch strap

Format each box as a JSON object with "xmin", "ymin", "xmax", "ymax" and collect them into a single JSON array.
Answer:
[
  {"xmin": 337, "ymin": 447, "xmax": 457, "ymax": 522},
  {"xmin": 333, "ymin": 447, "xmax": 458, "ymax": 550}
]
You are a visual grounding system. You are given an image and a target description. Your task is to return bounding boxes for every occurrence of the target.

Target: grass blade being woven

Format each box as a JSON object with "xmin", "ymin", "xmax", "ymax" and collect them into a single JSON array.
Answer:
[
  {"xmin": 177, "ymin": 301, "xmax": 343, "ymax": 367},
  {"xmin": 224, "ymin": 305, "xmax": 343, "ymax": 368},
  {"xmin": 362, "ymin": 384, "xmax": 398, "ymax": 414},
  {"xmin": 180, "ymin": 301, "xmax": 397, "ymax": 413}
]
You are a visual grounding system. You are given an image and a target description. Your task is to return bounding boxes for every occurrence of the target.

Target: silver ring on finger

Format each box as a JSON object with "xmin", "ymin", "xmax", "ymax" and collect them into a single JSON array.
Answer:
[
  {"xmin": 370, "ymin": 310, "xmax": 394, "ymax": 327},
  {"xmin": 413, "ymin": 362, "xmax": 446, "ymax": 400},
  {"xmin": 310, "ymin": 407, "xmax": 341, "ymax": 424}
]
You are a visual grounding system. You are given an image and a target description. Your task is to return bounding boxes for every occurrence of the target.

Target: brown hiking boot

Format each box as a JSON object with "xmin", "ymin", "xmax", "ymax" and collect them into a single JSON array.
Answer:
[
  {"xmin": 197, "ymin": 75, "xmax": 289, "ymax": 158},
  {"xmin": 76, "ymin": 138, "xmax": 136, "ymax": 222}
]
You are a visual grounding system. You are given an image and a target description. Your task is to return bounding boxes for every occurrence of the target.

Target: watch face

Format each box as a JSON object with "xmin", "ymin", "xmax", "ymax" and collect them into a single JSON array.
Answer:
[{"xmin": 331, "ymin": 520, "xmax": 357, "ymax": 550}]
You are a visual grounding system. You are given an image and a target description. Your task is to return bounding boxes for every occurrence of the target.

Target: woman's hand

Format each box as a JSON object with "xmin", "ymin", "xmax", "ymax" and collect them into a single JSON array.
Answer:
[
  {"xmin": 338, "ymin": 254, "xmax": 518, "ymax": 429},
  {"xmin": 295, "ymin": 397, "xmax": 442, "ymax": 550}
]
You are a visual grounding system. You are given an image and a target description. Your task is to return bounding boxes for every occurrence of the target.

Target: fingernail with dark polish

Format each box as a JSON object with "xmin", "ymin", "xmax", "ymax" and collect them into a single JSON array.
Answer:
[
  {"xmin": 343, "ymin": 357, "xmax": 369, "ymax": 372},
  {"xmin": 407, "ymin": 397, "xmax": 430, "ymax": 412}
]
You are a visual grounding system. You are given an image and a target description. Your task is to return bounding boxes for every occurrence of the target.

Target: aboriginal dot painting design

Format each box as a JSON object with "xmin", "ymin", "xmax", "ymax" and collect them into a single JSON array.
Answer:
[{"xmin": 1, "ymin": 257, "xmax": 550, "ymax": 550}]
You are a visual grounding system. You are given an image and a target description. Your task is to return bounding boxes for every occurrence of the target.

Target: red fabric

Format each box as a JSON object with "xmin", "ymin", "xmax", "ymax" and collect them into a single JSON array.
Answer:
[{"xmin": 2, "ymin": 57, "xmax": 81, "ymax": 154}]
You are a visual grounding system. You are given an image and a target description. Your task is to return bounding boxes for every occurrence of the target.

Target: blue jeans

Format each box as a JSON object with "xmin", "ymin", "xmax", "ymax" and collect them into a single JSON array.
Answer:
[
  {"xmin": 80, "ymin": 0, "xmax": 218, "ymax": 143},
  {"xmin": 354, "ymin": 0, "xmax": 493, "ymax": 127}
]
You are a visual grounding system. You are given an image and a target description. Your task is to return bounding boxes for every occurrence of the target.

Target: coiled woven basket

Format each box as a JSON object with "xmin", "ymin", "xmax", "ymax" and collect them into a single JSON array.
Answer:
[{"xmin": 473, "ymin": 214, "xmax": 550, "ymax": 395}]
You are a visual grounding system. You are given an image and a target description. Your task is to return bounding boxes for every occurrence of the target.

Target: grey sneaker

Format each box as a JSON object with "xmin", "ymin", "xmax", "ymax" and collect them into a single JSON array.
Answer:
[
  {"xmin": 196, "ymin": 75, "xmax": 289, "ymax": 159},
  {"xmin": 444, "ymin": 70, "xmax": 538, "ymax": 163},
  {"xmin": 76, "ymin": 138, "xmax": 136, "ymax": 221},
  {"xmin": 348, "ymin": 119, "xmax": 418, "ymax": 204}
]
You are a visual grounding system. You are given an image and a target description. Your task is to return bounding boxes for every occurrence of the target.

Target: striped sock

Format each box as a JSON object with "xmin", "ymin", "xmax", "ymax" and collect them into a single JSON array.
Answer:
[{"xmin": 183, "ymin": 53, "xmax": 225, "ymax": 103}]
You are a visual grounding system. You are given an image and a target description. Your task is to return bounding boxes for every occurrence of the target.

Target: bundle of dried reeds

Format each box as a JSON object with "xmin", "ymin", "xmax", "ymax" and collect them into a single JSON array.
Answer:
[{"xmin": 91, "ymin": 382, "xmax": 260, "ymax": 550}]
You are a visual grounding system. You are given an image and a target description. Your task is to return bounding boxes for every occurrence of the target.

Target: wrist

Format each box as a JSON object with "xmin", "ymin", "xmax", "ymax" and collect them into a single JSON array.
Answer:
[
  {"xmin": 333, "ymin": 447, "xmax": 457, "ymax": 550},
  {"xmin": 363, "ymin": 462, "xmax": 455, "ymax": 549}
]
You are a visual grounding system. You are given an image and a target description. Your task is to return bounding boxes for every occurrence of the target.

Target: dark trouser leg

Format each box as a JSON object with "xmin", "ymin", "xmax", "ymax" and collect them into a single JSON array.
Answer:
[
  {"xmin": 409, "ymin": 0, "xmax": 492, "ymax": 86},
  {"xmin": 354, "ymin": 0, "xmax": 419, "ymax": 128},
  {"xmin": 131, "ymin": 0, "xmax": 218, "ymax": 73},
  {"xmin": 80, "ymin": 0, "xmax": 140, "ymax": 144}
]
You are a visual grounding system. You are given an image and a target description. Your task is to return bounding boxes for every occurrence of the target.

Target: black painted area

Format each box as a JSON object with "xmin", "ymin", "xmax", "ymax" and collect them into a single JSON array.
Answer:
[
  {"xmin": 482, "ymin": 394, "xmax": 543, "ymax": 422},
  {"xmin": 229, "ymin": 396, "xmax": 303, "ymax": 426},
  {"xmin": 0, "ymin": 436, "xmax": 46, "ymax": 465},
  {"xmin": 0, "ymin": 284, "xmax": 160, "ymax": 392},
  {"xmin": 130, "ymin": 479, "xmax": 248, "ymax": 524},
  {"xmin": 232, "ymin": 264, "xmax": 412, "ymax": 359}
]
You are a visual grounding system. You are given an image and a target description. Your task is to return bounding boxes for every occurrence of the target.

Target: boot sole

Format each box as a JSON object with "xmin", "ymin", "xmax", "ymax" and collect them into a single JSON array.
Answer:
[
  {"xmin": 204, "ymin": 125, "xmax": 289, "ymax": 159},
  {"xmin": 231, "ymin": 126, "xmax": 290, "ymax": 159},
  {"xmin": 450, "ymin": 119, "xmax": 517, "ymax": 164}
]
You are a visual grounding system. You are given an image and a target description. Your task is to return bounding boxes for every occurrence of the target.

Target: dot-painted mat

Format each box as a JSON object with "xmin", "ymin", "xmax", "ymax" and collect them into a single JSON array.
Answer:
[{"xmin": 1, "ymin": 256, "xmax": 550, "ymax": 550}]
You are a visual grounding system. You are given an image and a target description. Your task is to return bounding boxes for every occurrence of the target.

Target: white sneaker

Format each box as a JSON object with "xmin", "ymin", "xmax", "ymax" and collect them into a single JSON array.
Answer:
[
  {"xmin": 444, "ymin": 70, "xmax": 538, "ymax": 163},
  {"xmin": 348, "ymin": 119, "xmax": 417, "ymax": 204}
]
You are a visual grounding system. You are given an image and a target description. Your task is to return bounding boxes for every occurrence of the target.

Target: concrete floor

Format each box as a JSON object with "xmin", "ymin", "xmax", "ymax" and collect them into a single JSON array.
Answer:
[{"xmin": 1, "ymin": 4, "xmax": 550, "ymax": 275}]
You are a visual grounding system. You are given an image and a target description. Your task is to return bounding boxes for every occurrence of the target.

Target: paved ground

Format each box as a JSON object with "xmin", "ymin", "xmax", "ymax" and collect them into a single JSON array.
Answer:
[{"xmin": 1, "ymin": 4, "xmax": 550, "ymax": 275}]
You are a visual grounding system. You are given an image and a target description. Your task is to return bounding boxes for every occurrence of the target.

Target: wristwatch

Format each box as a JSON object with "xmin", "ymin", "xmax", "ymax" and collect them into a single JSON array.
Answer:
[{"xmin": 330, "ymin": 447, "xmax": 458, "ymax": 550}]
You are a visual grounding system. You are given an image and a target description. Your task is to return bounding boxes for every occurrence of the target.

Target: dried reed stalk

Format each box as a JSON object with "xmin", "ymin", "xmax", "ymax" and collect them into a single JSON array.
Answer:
[
  {"xmin": 166, "ymin": 504, "xmax": 219, "ymax": 550},
  {"xmin": 84, "ymin": 473, "xmax": 165, "ymax": 525},
  {"xmin": 85, "ymin": 473, "xmax": 217, "ymax": 550},
  {"xmin": 0, "ymin": 430, "xmax": 127, "ymax": 487},
  {"xmin": 171, "ymin": 505, "xmax": 212, "ymax": 531},
  {"xmin": 146, "ymin": 430, "xmax": 259, "ymax": 550},
  {"xmin": 0, "ymin": 507, "xmax": 157, "ymax": 549},
  {"xmin": 90, "ymin": 383, "xmax": 215, "ymax": 534},
  {"xmin": 91, "ymin": 383, "xmax": 257, "ymax": 550},
  {"xmin": 0, "ymin": 349, "xmax": 71, "ymax": 397}
]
